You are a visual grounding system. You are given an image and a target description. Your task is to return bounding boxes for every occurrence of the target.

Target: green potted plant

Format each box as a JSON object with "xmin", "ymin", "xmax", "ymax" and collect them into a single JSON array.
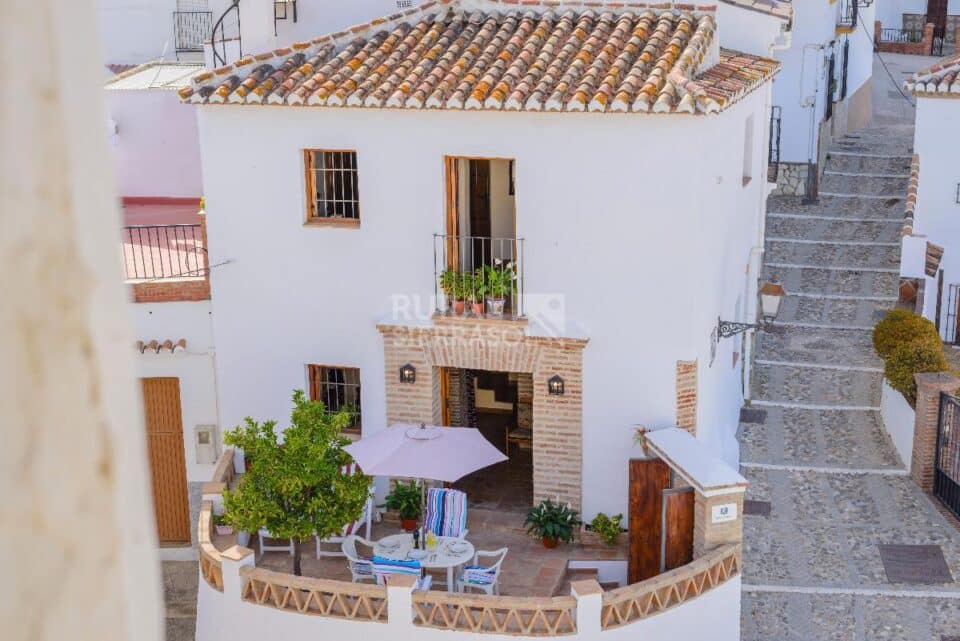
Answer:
[
  {"xmin": 587, "ymin": 513, "xmax": 624, "ymax": 547},
  {"xmin": 440, "ymin": 269, "xmax": 465, "ymax": 315},
  {"xmin": 213, "ymin": 512, "xmax": 234, "ymax": 536},
  {"xmin": 525, "ymin": 498, "xmax": 581, "ymax": 548},
  {"xmin": 481, "ymin": 260, "xmax": 516, "ymax": 317},
  {"xmin": 468, "ymin": 270, "xmax": 485, "ymax": 315},
  {"xmin": 382, "ymin": 480, "xmax": 422, "ymax": 531}
]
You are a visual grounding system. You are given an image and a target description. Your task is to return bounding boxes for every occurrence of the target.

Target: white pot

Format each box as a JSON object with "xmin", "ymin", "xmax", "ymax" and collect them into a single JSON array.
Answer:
[
  {"xmin": 236, "ymin": 530, "xmax": 251, "ymax": 547},
  {"xmin": 486, "ymin": 297, "xmax": 506, "ymax": 317}
]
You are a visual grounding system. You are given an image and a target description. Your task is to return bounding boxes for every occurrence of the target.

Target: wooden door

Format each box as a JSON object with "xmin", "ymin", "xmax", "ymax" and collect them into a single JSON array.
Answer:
[
  {"xmin": 628, "ymin": 458, "xmax": 671, "ymax": 583},
  {"xmin": 928, "ymin": 0, "xmax": 948, "ymax": 36},
  {"xmin": 469, "ymin": 159, "xmax": 491, "ymax": 266},
  {"xmin": 141, "ymin": 377, "xmax": 191, "ymax": 543},
  {"xmin": 661, "ymin": 488, "xmax": 695, "ymax": 572}
]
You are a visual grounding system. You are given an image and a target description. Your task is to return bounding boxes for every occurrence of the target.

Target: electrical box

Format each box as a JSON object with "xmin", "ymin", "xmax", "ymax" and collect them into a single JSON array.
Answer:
[{"xmin": 194, "ymin": 425, "xmax": 220, "ymax": 464}]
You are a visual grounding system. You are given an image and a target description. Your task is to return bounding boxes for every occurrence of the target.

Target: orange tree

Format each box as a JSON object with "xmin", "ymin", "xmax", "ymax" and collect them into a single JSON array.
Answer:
[{"xmin": 223, "ymin": 390, "xmax": 369, "ymax": 576}]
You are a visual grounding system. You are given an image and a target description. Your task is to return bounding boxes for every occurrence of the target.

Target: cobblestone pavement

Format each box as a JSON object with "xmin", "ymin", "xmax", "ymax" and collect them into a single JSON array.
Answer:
[
  {"xmin": 163, "ymin": 561, "xmax": 197, "ymax": 641},
  {"xmin": 740, "ymin": 64, "xmax": 960, "ymax": 638}
]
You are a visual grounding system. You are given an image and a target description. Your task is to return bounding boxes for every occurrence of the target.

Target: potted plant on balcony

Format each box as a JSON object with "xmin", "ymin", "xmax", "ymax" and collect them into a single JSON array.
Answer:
[
  {"xmin": 381, "ymin": 480, "xmax": 422, "ymax": 531},
  {"xmin": 468, "ymin": 270, "xmax": 485, "ymax": 315},
  {"xmin": 213, "ymin": 512, "xmax": 234, "ymax": 536},
  {"xmin": 482, "ymin": 260, "xmax": 516, "ymax": 318},
  {"xmin": 525, "ymin": 498, "xmax": 581, "ymax": 549},
  {"xmin": 440, "ymin": 269, "xmax": 465, "ymax": 315}
]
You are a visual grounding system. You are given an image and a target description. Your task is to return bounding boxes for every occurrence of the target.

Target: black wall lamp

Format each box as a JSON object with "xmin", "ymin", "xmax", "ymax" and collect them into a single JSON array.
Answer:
[
  {"xmin": 399, "ymin": 363, "xmax": 416, "ymax": 384},
  {"xmin": 548, "ymin": 375, "xmax": 565, "ymax": 395},
  {"xmin": 718, "ymin": 281, "xmax": 787, "ymax": 339}
]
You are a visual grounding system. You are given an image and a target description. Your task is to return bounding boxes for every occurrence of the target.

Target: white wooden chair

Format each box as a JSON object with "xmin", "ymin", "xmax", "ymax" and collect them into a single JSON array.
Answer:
[
  {"xmin": 257, "ymin": 528, "xmax": 294, "ymax": 558},
  {"xmin": 456, "ymin": 548, "xmax": 508, "ymax": 595},
  {"xmin": 316, "ymin": 493, "xmax": 374, "ymax": 558},
  {"xmin": 340, "ymin": 535, "xmax": 376, "ymax": 583}
]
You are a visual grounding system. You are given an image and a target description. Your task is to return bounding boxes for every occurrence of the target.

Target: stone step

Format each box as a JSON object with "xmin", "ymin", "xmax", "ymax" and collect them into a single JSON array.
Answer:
[
  {"xmin": 819, "ymin": 172, "xmax": 910, "ymax": 196},
  {"xmin": 766, "ymin": 216, "xmax": 901, "ymax": 243},
  {"xmin": 824, "ymin": 152, "xmax": 912, "ymax": 175},
  {"xmin": 773, "ymin": 292, "xmax": 894, "ymax": 328},
  {"xmin": 763, "ymin": 264, "xmax": 899, "ymax": 298},
  {"xmin": 752, "ymin": 361, "xmax": 882, "ymax": 407},
  {"xmin": 768, "ymin": 195, "xmax": 904, "ymax": 219},
  {"xmin": 554, "ymin": 567, "xmax": 598, "ymax": 597},
  {"xmin": 738, "ymin": 405, "xmax": 902, "ymax": 470},
  {"xmin": 754, "ymin": 325, "xmax": 883, "ymax": 369},
  {"xmin": 765, "ymin": 239, "xmax": 900, "ymax": 270}
]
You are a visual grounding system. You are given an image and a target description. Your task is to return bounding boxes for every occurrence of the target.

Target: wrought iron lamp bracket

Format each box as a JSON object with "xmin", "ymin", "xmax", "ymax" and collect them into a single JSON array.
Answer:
[{"xmin": 717, "ymin": 317, "xmax": 759, "ymax": 339}]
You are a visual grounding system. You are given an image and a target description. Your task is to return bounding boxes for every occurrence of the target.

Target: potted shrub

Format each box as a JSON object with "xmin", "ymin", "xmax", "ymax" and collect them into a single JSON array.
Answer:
[
  {"xmin": 382, "ymin": 480, "xmax": 422, "ymax": 531},
  {"xmin": 440, "ymin": 269, "xmax": 465, "ymax": 315},
  {"xmin": 525, "ymin": 498, "xmax": 581, "ymax": 549},
  {"xmin": 586, "ymin": 513, "xmax": 624, "ymax": 547},
  {"xmin": 213, "ymin": 512, "xmax": 234, "ymax": 536},
  {"xmin": 481, "ymin": 260, "xmax": 516, "ymax": 317},
  {"xmin": 468, "ymin": 270, "xmax": 484, "ymax": 315}
]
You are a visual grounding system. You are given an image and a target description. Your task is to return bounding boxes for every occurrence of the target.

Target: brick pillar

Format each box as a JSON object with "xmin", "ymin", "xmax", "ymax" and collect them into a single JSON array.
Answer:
[
  {"xmin": 675, "ymin": 360, "xmax": 698, "ymax": 435},
  {"xmin": 693, "ymin": 491, "xmax": 744, "ymax": 558},
  {"xmin": 923, "ymin": 23, "xmax": 936, "ymax": 56},
  {"xmin": 911, "ymin": 372, "xmax": 960, "ymax": 491}
]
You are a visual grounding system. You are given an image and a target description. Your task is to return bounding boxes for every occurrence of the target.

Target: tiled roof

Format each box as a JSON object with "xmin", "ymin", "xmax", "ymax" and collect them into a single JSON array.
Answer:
[
  {"xmin": 179, "ymin": 1, "xmax": 779, "ymax": 115},
  {"xmin": 106, "ymin": 61, "xmax": 205, "ymax": 91},
  {"xmin": 903, "ymin": 52, "xmax": 960, "ymax": 96},
  {"xmin": 902, "ymin": 154, "xmax": 919, "ymax": 237},
  {"xmin": 925, "ymin": 242, "xmax": 944, "ymax": 277},
  {"xmin": 719, "ymin": 0, "xmax": 791, "ymax": 22}
]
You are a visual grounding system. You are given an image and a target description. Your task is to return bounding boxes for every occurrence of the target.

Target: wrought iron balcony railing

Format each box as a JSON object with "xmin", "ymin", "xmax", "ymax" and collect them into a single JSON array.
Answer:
[
  {"xmin": 433, "ymin": 234, "xmax": 525, "ymax": 319},
  {"xmin": 121, "ymin": 224, "xmax": 206, "ymax": 281},
  {"xmin": 173, "ymin": 11, "xmax": 213, "ymax": 56}
]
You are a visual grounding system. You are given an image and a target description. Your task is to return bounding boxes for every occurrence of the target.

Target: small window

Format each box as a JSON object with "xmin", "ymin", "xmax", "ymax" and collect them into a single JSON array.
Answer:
[
  {"xmin": 304, "ymin": 150, "xmax": 360, "ymax": 222},
  {"xmin": 308, "ymin": 365, "xmax": 361, "ymax": 432}
]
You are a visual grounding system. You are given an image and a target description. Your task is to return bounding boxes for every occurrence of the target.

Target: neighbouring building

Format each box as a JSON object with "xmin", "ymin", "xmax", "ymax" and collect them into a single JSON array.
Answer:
[
  {"xmin": 105, "ymin": 62, "xmax": 217, "ymax": 558},
  {"xmin": 770, "ymin": 0, "xmax": 876, "ymax": 197},
  {"xmin": 876, "ymin": 0, "xmax": 960, "ymax": 56},
  {"xmin": 900, "ymin": 52, "xmax": 960, "ymax": 343}
]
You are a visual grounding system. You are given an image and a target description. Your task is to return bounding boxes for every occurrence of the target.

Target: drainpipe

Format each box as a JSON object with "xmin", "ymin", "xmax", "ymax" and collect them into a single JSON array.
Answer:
[{"xmin": 800, "ymin": 44, "xmax": 826, "ymax": 204}]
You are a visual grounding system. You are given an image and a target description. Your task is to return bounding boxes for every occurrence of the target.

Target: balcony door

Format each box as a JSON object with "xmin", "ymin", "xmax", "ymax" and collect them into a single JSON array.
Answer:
[{"xmin": 443, "ymin": 156, "xmax": 516, "ymax": 272}]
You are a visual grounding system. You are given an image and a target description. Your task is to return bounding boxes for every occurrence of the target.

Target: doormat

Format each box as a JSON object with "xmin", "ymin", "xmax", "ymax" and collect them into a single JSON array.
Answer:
[
  {"xmin": 743, "ymin": 500, "xmax": 771, "ymax": 517},
  {"xmin": 878, "ymin": 544, "xmax": 954, "ymax": 585},
  {"xmin": 740, "ymin": 408, "xmax": 767, "ymax": 424}
]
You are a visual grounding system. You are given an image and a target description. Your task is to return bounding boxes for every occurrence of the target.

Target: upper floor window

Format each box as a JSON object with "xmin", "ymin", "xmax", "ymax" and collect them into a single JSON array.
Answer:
[
  {"xmin": 308, "ymin": 365, "xmax": 361, "ymax": 433},
  {"xmin": 304, "ymin": 150, "xmax": 360, "ymax": 224}
]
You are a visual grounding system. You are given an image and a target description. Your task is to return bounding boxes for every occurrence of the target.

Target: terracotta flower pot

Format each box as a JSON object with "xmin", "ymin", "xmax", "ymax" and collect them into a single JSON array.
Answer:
[
  {"xmin": 542, "ymin": 537, "xmax": 559, "ymax": 549},
  {"xmin": 471, "ymin": 302, "xmax": 484, "ymax": 315},
  {"xmin": 451, "ymin": 300, "xmax": 465, "ymax": 315},
  {"xmin": 401, "ymin": 518, "xmax": 418, "ymax": 532}
]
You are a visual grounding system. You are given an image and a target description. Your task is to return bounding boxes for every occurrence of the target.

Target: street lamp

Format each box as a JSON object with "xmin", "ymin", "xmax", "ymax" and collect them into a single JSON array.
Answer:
[{"xmin": 717, "ymin": 280, "xmax": 787, "ymax": 339}]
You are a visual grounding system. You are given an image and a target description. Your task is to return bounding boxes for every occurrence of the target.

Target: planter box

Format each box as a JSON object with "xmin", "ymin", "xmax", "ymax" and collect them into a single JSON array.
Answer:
[{"xmin": 881, "ymin": 380, "xmax": 916, "ymax": 467}]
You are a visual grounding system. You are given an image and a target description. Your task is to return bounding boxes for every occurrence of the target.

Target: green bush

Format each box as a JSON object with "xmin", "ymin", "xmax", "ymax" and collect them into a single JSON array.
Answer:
[
  {"xmin": 873, "ymin": 309, "xmax": 940, "ymax": 359},
  {"xmin": 884, "ymin": 339, "xmax": 950, "ymax": 404},
  {"xmin": 589, "ymin": 513, "xmax": 624, "ymax": 546}
]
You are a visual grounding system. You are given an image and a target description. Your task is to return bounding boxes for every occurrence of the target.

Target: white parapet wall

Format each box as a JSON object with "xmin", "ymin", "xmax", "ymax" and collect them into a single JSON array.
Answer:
[{"xmin": 881, "ymin": 380, "xmax": 916, "ymax": 469}]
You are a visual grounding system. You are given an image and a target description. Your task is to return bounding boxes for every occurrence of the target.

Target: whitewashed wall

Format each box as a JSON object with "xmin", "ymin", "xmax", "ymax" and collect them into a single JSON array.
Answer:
[
  {"xmin": 196, "ymin": 82, "xmax": 771, "ymax": 519},
  {"xmin": 128, "ymin": 300, "xmax": 219, "ymax": 483},
  {"xmin": 104, "ymin": 89, "xmax": 203, "ymax": 198},
  {"xmin": 877, "ymin": 0, "xmax": 960, "ymax": 28},
  {"xmin": 913, "ymin": 97, "xmax": 960, "ymax": 331},
  {"xmin": 100, "ymin": 0, "xmax": 179, "ymax": 64},
  {"xmin": 196, "ymin": 567, "xmax": 742, "ymax": 641},
  {"xmin": 880, "ymin": 380, "xmax": 916, "ymax": 468}
]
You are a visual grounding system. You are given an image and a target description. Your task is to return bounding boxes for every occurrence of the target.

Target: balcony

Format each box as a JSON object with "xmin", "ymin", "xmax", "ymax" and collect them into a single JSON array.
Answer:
[
  {"xmin": 432, "ymin": 234, "xmax": 525, "ymax": 320},
  {"xmin": 172, "ymin": 10, "xmax": 213, "ymax": 59},
  {"xmin": 837, "ymin": 0, "xmax": 859, "ymax": 33}
]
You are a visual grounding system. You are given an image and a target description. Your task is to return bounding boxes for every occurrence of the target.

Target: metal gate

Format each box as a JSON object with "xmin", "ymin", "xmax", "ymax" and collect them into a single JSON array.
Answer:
[
  {"xmin": 936, "ymin": 393, "xmax": 960, "ymax": 520},
  {"xmin": 943, "ymin": 283, "xmax": 959, "ymax": 344}
]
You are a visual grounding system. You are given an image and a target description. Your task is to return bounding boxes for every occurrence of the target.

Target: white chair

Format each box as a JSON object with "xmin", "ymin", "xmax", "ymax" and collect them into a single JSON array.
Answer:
[
  {"xmin": 340, "ymin": 535, "xmax": 376, "ymax": 583},
  {"xmin": 316, "ymin": 493, "xmax": 373, "ymax": 558},
  {"xmin": 456, "ymin": 548, "xmax": 508, "ymax": 595},
  {"xmin": 257, "ymin": 528, "xmax": 294, "ymax": 558}
]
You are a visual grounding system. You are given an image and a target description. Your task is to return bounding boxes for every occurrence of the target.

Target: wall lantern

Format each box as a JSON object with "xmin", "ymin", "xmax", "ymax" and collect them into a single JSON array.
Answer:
[
  {"xmin": 399, "ymin": 363, "xmax": 416, "ymax": 384},
  {"xmin": 718, "ymin": 280, "xmax": 787, "ymax": 339},
  {"xmin": 548, "ymin": 375, "xmax": 565, "ymax": 395}
]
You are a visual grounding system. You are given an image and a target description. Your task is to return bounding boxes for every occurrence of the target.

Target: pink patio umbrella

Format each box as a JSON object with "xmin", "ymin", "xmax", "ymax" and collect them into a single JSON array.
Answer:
[{"xmin": 344, "ymin": 423, "xmax": 507, "ymax": 483}]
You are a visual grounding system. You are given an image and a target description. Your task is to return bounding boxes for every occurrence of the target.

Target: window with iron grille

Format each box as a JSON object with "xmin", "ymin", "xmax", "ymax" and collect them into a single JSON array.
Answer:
[
  {"xmin": 308, "ymin": 365, "xmax": 361, "ymax": 432},
  {"xmin": 304, "ymin": 150, "xmax": 360, "ymax": 221}
]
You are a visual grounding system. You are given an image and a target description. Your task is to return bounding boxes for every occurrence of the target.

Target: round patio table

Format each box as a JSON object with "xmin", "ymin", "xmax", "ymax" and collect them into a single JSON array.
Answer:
[{"xmin": 374, "ymin": 533, "xmax": 475, "ymax": 591}]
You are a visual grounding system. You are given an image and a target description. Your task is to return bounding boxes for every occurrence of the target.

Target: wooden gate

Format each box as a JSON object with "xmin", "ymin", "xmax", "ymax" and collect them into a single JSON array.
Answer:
[
  {"xmin": 628, "ymin": 459, "xmax": 671, "ymax": 583},
  {"xmin": 141, "ymin": 377, "xmax": 191, "ymax": 543},
  {"xmin": 661, "ymin": 487, "xmax": 694, "ymax": 572}
]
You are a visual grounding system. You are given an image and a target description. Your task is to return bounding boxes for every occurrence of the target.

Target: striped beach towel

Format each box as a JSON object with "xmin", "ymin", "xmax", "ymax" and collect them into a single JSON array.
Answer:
[
  {"xmin": 371, "ymin": 556, "xmax": 421, "ymax": 582},
  {"xmin": 424, "ymin": 488, "xmax": 467, "ymax": 538}
]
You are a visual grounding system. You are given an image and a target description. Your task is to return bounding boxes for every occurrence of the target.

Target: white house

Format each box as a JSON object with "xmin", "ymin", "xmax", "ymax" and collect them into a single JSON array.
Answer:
[
  {"xmin": 182, "ymin": 0, "xmax": 788, "ymax": 522},
  {"xmin": 876, "ymin": 0, "xmax": 960, "ymax": 49},
  {"xmin": 901, "ymin": 52, "xmax": 960, "ymax": 341},
  {"xmin": 105, "ymin": 62, "xmax": 218, "ymax": 558},
  {"xmin": 770, "ymin": 0, "xmax": 875, "ymax": 196}
]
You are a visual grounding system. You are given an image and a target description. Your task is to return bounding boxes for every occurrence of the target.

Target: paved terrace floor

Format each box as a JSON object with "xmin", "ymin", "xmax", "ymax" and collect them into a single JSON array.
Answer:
[{"xmin": 739, "ymin": 55, "xmax": 960, "ymax": 640}]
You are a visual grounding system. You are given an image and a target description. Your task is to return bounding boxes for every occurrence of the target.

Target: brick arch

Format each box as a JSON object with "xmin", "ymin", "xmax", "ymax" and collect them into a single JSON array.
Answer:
[{"xmin": 378, "ymin": 320, "xmax": 587, "ymax": 509}]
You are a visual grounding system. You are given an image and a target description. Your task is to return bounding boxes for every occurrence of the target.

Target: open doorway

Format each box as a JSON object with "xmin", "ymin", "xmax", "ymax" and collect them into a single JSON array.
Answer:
[
  {"xmin": 441, "ymin": 367, "xmax": 533, "ymax": 512},
  {"xmin": 441, "ymin": 157, "xmax": 520, "ymax": 317}
]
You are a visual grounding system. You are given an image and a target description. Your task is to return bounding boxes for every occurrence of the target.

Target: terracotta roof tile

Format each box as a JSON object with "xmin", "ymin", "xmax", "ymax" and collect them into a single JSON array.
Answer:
[
  {"xmin": 903, "ymin": 52, "xmax": 960, "ymax": 96},
  {"xmin": 180, "ymin": 2, "xmax": 779, "ymax": 115}
]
